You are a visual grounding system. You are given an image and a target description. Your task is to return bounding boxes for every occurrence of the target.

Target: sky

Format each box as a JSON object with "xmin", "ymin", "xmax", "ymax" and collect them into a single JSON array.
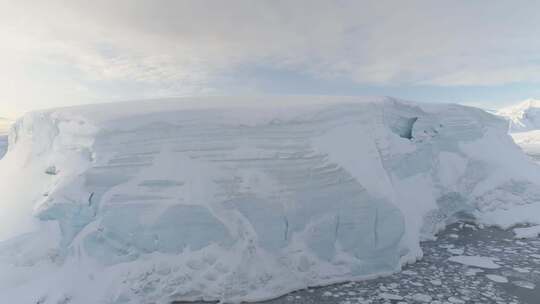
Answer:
[{"xmin": 1, "ymin": 0, "xmax": 540, "ymax": 117}]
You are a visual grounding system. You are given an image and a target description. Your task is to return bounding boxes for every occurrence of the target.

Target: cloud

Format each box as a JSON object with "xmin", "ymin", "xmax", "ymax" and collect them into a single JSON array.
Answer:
[{"xmin": 1, "ymin": 0, "xmax": 540, "ymax": 114}]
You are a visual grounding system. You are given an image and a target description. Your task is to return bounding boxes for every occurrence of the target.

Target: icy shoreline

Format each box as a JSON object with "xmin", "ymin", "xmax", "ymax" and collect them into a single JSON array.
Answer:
[{"xmin": 1, "ymin": 96, "xmax": 540, "ymax": 303}]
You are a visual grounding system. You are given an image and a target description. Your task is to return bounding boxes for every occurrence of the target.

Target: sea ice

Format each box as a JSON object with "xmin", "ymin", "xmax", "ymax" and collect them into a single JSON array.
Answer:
[{"xmin": 448, "ymin": 256, "xmax": 501, "ymax": 269}]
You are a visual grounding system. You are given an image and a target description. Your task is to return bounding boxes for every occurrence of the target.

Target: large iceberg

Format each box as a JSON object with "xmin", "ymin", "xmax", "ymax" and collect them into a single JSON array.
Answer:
[{"xmin": 1, "ymin": 96, "xmax": 540, "ymax": 303}]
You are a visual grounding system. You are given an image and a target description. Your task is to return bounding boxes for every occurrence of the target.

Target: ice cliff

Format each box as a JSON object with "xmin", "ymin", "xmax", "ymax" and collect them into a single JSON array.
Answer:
[{"xmin": 1, "ymin": 96, "xmax": 540, "ymax": 304}]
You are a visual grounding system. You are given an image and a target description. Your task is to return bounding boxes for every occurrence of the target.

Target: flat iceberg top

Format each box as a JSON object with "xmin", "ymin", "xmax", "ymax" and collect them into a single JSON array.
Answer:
[
  {"xmin": 39, "ymin": 96, "xmax": 446, "ymax": 126},
  {"xmin": 1, "ymin": 96, "xmax": 540, "ymax": 304}
]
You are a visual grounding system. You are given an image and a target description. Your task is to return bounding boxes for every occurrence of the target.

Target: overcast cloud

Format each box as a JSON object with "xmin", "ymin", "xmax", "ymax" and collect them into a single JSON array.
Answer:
[{"xmin": 1, "ymin": 0, "xmax": 540, "ymax": 116}]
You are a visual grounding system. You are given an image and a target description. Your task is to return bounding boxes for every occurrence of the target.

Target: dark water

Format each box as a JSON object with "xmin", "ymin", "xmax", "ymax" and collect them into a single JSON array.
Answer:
[{"xmin": 181, "ymin": 222, "xmax": 540, "ymax": 304}]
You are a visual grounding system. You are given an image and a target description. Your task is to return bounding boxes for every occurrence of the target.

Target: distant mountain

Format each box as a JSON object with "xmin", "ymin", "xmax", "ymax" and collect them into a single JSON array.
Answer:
[{"xmin": 497, "ymin": 99, "xmax": 540, "ymax": 133}]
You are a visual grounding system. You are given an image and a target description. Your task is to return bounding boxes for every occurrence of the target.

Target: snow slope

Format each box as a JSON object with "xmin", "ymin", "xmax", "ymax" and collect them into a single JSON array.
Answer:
[{"xmin": 1, "ymin": 96, "xmax": 540, "ymax": 304}]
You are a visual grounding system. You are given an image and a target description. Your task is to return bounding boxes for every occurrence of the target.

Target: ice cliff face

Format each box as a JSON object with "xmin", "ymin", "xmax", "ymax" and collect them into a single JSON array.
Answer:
[{"xmin": 1, "ymin": 96, "xmax": 540, "ymax": 304}]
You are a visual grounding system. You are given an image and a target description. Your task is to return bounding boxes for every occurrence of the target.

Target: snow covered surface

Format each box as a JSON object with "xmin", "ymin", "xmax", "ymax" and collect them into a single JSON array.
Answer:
[
  {"xmin": 1, "ymin": 96, "xmax": 540, "ymax": 303},
  {"xmin": 448, "ymin": 255, "xmax": 501, "ymax": 269}
]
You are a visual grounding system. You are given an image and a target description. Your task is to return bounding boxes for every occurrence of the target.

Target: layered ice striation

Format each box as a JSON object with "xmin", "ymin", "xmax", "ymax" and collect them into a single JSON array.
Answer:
[{"xmin": 1, "ymin": 96, "xmax": 540, "ymax": 304}]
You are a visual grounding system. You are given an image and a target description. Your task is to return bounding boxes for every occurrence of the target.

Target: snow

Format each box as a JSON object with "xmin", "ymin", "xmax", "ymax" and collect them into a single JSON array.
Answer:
[
  {"xmin": 497, "ymin": 98, "xmax": 540, "ymax": 132},
  {"xmin": 513, "ymin": 225, "xmax": 540, "ymax": 239},
  {"xmin": 448, "ymin": 255, "xmax": 501, "ymax": 269},
  {"xmin": 497, "ymin": 99, "xmax": 540, "ymax": 162},
  {"xmin": 0, "ymin": 96, "xmax": 540, "ymax": 303}
]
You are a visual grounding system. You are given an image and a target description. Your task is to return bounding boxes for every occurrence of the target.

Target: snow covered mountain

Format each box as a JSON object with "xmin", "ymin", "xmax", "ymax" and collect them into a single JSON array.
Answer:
[
  {"xmin": 1, "ymin": 96, "xmax": 540, "ymax": 304},
  {"xmin": 497, "ymin": 99, "xmax": 540, "ymax": 160},
  {"xmin": 497, "ymin": 99, "xmax": 540, "ymax": 132},
  {"xmin": 0, "ymin": 117, "xmax": 11, "ymax": 158}
]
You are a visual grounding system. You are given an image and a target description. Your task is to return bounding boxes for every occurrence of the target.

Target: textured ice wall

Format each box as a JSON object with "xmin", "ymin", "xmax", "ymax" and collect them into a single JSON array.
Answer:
[{"xmin": 1, "ymin": 97, "xmax": 540, "ymax": 304}]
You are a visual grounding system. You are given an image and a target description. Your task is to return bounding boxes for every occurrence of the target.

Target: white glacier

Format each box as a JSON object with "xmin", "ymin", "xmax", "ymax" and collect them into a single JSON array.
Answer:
[{"xmin": 1, "ymin": 96, "xmax": 540, "ymax": 303}]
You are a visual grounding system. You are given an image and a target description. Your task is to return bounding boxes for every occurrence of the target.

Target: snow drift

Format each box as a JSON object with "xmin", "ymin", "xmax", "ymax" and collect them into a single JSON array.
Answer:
[{"xmin": 1, "ymin": 96, "xmax": 540, "ymax": 304}]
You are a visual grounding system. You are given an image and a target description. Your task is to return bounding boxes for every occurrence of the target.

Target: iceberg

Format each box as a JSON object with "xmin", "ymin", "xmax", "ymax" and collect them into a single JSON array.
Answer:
[{"xmin": 1, "ymin": 96, "xmax": 540, "ymax": 303}]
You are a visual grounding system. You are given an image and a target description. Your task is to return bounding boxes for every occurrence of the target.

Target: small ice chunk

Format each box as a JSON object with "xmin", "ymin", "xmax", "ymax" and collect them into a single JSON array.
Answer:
[
  {"xmin": 447, "ymin": 248, "xmax": 464, "ymax": 255},
  {"xmin": 379, "ymin": 293, "xmax": 403, "ymax": 300},
  {"xmin": 513, "ymin": 225, "xmax": 540, "ymax": 239},
  {"xmin": 448, "ymin": 255, "xmax": 501, "ymax": 269},
  {"xmin": 465, "ymin": 268, "xmax": 484, "ymax": 276},
  {"xmin": 513, "ymin": 267, "xmax": 530, "ymax": 273},
  {"xmin": 411, "ymin": 293, "xmax": 432, "ymax": 302},
  {"xmin": 448, "ymin": 297, "xmax": 466, "ymax": 304},
  {"xmin": 402, "ymin": 270, "xmax": 417, "ymax": 275},
  {"xmin": 512, "ymin": 281, "xmax": 536, "ymax": 289},
  {"xmin": 486, "ymin": 274, "xmax": 508, "ymax": 283}
]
